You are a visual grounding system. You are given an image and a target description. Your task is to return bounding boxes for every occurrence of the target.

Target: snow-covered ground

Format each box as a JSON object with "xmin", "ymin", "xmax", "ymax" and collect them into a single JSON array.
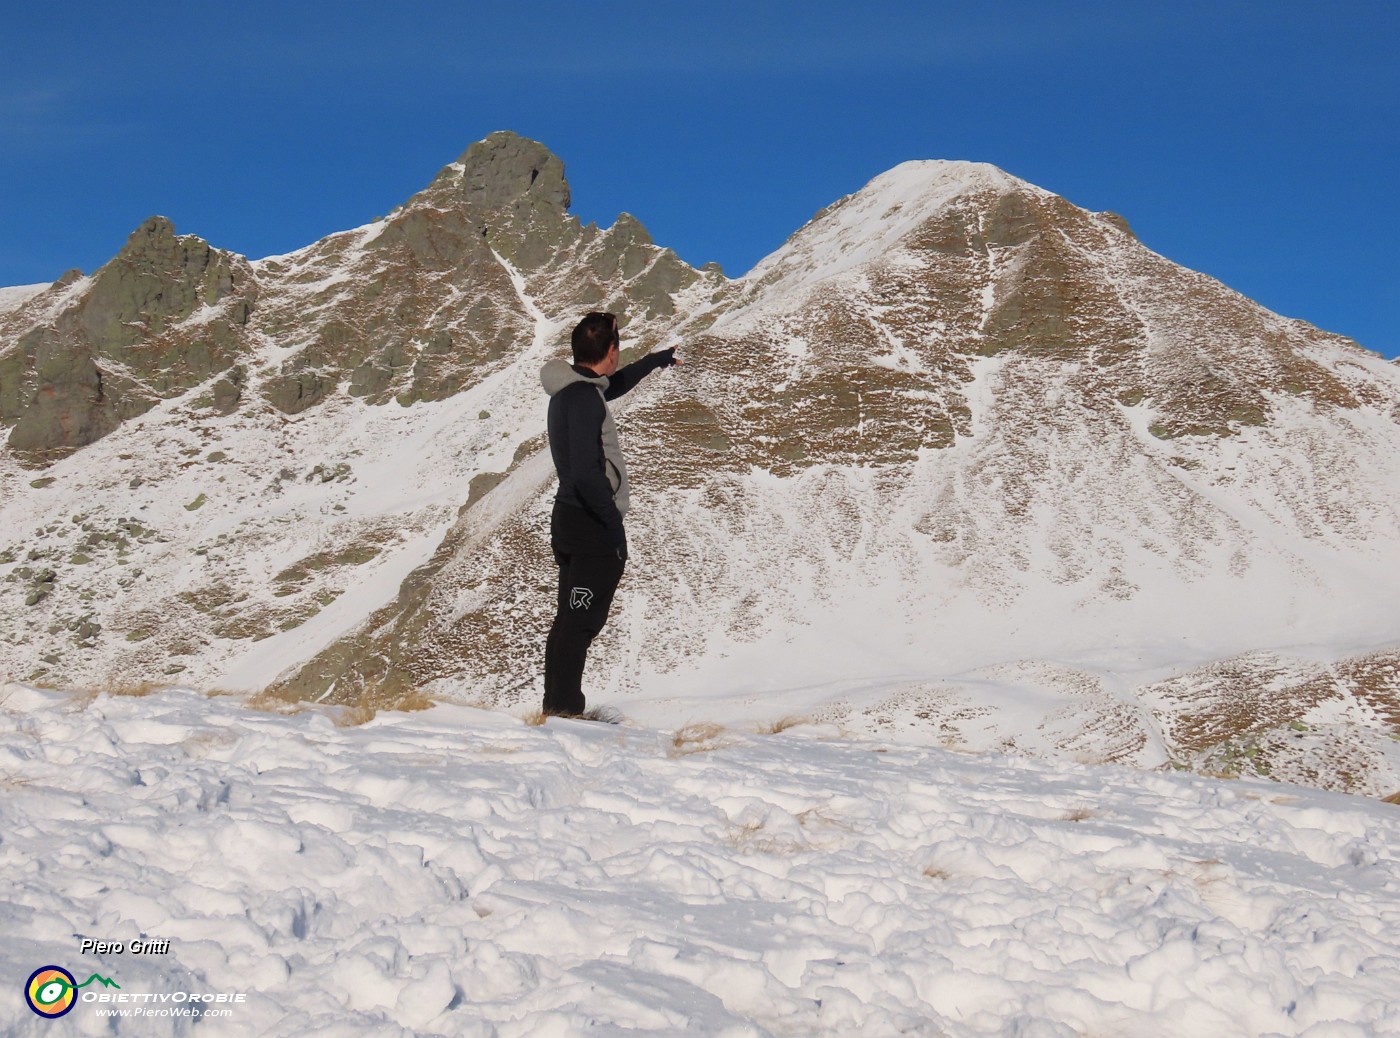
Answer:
[{"xmin": 3, "ymin": 682, "xmax": 1397, "ymax": 1037}]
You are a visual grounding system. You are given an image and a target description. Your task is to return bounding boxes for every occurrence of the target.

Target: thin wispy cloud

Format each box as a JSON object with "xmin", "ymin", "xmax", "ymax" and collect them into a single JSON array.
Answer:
[
  {"xmin": 0, "ymin": 80, "xmax": 141, "ymax": 157},
  {"xmin": 217, "ymin": 4, "xmax": 1180, "ymax": 81}
]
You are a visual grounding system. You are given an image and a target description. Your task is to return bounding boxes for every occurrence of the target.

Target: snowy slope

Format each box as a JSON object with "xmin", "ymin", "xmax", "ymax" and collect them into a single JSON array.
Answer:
[
  {"xmin": 2, "ymin": 682, "xmax": 1398, "ymax": 1037},
  {"xmin": 735, "ymin": 160, "xmax": 1030, "ymax": 313},
  {"xmin": 0, "ymin": 282, "xmax": 49, "ymax": 316},
  {"xmin": 0, "ymin": 241, "xmax": 583, "ymax": 693}
]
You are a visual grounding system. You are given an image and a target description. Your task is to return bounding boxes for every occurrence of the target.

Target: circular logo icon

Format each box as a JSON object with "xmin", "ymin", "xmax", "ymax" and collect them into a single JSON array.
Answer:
[{"xmin": 26, "ymin": 966, "xmax": 77, "ymax": 1018}]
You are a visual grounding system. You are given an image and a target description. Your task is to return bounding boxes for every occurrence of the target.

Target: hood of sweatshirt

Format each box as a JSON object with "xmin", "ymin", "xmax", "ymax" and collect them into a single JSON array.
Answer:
[{"xmin": 541, "ymin": 358, "xmax": 609, "ymax": 397}]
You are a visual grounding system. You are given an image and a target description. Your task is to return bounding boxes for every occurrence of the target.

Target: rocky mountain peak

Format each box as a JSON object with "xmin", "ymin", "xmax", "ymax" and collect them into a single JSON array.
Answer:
[
  {"xmin": 122, "ymin": 214, "xmax": 179, "ymax": 253},
  {"xmin": 421, "ymin": 131, "xmax": 571, "ymax": 215},
  {"xmin": 86, "ymin": 216, "xmax": 242, "ymax": 338},
  {"xmin": 739, "ymin": 159, "xmax": 1030, "ymax": 306},
  {"xmin": 369, "ymin": 132, "xmax": 579, "ymax": 276},
  {"xmin": 465, "ymin": 131, "xmax": 570, "ymax": 213},
  {"xmin": 0, "ymin": 215, "xmax": 256, "ymax": 457},
  {"xmin": 245, "ymin": 131, "xmax": 705, "ymax": 419}
]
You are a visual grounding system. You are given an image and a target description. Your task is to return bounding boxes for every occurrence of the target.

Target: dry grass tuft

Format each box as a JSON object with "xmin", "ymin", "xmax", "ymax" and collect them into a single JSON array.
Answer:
[
  {"xmin": 203, "ymin": 687, "xmax": 246, "ymax": 699},
  {"xmin": 669, "ymin": 722, "xmax": 730, "ymax": 757},
  {"xmin": 522, "ymin": 710, "xmax": 547, "ymax": 727},
  {"xmin": 757, "ymin": 715, "xmax": 807, "ymax": 735},
  {"xmin": 246, "ymin": 688, "xmax": 306, "ymax": 715},
  {"xmin": 16, "ymin": 680, "xmax": 252, "ymax": 714},
  {"xmin": 246, "ymin": 684, "xmax": 436, "ymax": 727},
  {"xmin": 13, "ymin": 676, "xmax": 440, "ymax": 729},
  {"xmin": 397, "ymin": 690, "xmax": 435, "ymax": 712},
  {"xmin": 329, "ymin": 688, "xmax": 436, "ymax": 728},
  {"xmin": 1383, "ymin": 791, "xmax": 1400, "ymax": 805},
  {"xmin": 54, "ymin": 688, "xmax": 100, "ymax": 711},
  {"xmin": 727, "ymin": 818, "xmax": 765, "ymax": 843},
  {"xmin": 1062, "ymin": 808, "xmax": 1095, "ymax": 822},
  {"xmin": 923, "ymin": 865, "xmax": 951, "ymax": 881},
  {"xmin": 38, "ymin": 680, "xmax": 173, "ymax": 712},
  {"xmin": 103, "ymin": 681, "xmax": 168, "ymax": 698},
  {"xmin": 724, "ymin": 816, "xmax": 804, "ymax": 855},
  {"xmin": 331, "ymin": 703, "xmax": 378, "ymax": 727}
]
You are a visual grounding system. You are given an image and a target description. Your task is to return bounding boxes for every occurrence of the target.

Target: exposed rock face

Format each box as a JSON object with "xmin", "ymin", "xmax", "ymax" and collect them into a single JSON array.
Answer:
[
  {"xmin": 254, "ymin": 130, "xmax": 703, "ymax": 413},
  {"xmin": 1, "ymin": 217, "xmax": 256, "ymax": 456},
  {"xmin": 0, "ymin": 131, "xmax": 702, "ymax": 448},
  {"xmin": 454, "ymin": 131, "xmax": 571, "ymax": 213},
  {"xmin": 80, "ymin": 217, "xmax": 244, "ymax": 350}
]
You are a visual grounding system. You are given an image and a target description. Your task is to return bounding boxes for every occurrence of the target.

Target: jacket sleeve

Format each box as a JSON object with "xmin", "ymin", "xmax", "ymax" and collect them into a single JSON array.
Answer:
[
  {"xmin": 603, "ymin": 351, "xmax": 669, "ymax": 401},
  {"xmin": 563, "ymin": 386, "xmax": 626, "ymax": 546}
]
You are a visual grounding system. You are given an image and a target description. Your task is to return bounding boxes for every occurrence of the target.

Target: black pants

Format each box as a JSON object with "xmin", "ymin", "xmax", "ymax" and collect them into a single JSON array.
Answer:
[{"xmin": 543, "ymin": 548, "xmax": 626, "ymax": 715}]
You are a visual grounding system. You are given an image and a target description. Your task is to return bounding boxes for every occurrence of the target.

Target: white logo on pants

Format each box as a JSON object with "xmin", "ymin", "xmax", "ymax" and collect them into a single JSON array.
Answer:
[{"xmin": 570, "ymin": 587, "xmax": 594, "ymax": 610}]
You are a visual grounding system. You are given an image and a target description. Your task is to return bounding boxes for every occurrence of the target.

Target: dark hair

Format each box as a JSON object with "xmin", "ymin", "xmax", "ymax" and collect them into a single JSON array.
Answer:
[{"xmin": 571, "ymin": 311, "xmax": 619, "ymax": 366}]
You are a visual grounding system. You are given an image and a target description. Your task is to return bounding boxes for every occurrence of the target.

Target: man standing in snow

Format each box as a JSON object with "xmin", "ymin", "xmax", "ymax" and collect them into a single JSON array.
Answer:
[{"xmin": 540, "ymin": 311, "xmax": 679, "ymax": 717}]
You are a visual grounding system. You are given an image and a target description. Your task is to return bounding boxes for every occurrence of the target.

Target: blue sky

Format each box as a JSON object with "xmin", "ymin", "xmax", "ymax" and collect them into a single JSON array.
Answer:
[{"xmin": 2, "ymin": 1, "xmax": 1396, "ymax": 356}]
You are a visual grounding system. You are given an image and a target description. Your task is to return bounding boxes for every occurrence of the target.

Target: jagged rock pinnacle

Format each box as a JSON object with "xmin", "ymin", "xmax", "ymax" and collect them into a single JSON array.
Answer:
[
  {"xmin": 122, "ymin": 215, "xmax": 179, "ymax": 254},
  {"xmin": 444, "ymin": 131, "xmax": 571, "ymax": 213}
]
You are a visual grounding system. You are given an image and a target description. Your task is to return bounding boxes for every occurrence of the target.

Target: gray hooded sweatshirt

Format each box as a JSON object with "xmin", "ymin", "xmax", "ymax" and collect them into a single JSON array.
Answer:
[
  {"xmin": 541, "ymin": 351, "xmax": 672, "ymax": 551},
  {"xmin": 541, "ymin": 358, "xmax": 630, "ymax": 528}
]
